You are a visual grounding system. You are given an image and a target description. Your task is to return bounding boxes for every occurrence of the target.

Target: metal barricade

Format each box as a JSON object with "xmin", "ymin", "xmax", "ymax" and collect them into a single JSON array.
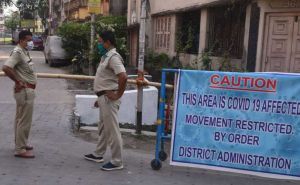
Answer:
[{"xmin": 151, "ymin": 69, "xmax": 179, "ymax": 170}]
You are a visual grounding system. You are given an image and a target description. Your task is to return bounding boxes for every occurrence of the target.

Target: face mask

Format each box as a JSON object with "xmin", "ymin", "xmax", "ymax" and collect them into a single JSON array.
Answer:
[
  {"xmin": 26, "ymin": 41, "xmax": 34, "ymax": 50},
  {"xmin": 97, "ymin": 43, "xmax": 107, "ymax": 56}
]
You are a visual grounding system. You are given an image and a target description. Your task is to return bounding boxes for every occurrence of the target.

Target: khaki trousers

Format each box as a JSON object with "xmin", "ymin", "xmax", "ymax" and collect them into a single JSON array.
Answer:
[
  {"xmin": 94, "ymin": 95, "xmax": 123, "ymax": 166},
  {"xmin": 14, "ymin": 88, "xmax": 35, "ymax": 153}
]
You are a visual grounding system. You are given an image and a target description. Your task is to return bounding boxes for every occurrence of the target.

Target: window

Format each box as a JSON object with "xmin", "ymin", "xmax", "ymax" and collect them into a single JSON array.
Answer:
[
  {"xmin": 208, "ymin": 3, "xmax": 247, "ymax": 58},
  {"xmin": 176, "ymin": 10, "xmax": 200, "ymax": 54},
  {"xmin": 154, "ymin": 16, "xmax": 171, "ymax": 50}
]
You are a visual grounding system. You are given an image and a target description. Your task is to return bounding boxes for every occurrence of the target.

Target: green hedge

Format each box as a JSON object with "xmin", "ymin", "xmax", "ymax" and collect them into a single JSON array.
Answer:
[{"xmin": 58, "ymin": 16, "xmax": 128, "ymax": 70}]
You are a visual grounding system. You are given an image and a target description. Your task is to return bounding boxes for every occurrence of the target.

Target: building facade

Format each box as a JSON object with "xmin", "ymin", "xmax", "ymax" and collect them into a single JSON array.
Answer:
[
  {"xmin": 255, "ymin": 0, "xmax": 300, "ymax": 72},
  {"xmin": 34, "ymin": 18, "xmax": 45, "ymax": 33},
  {"xmin": 48, "ymin": 0, "xmax": 64, "ymax": 34},
  {"xmin": 127, "ymin": 0, "xmax": 152, "ymax": 67},
  {"xmin": 63, "ymin": 0, "xmax": 127, "ymax": 21},
  {"xmin": 128, "ymin": 0, "xmax": 300, "ymax": 73},
  {"xmin": 63, "ymin": 0, "xmax": 89, "ymax": 21}
]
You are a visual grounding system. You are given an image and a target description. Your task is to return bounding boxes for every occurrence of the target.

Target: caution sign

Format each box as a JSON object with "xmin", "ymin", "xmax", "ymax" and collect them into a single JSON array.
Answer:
[{"xmin": 170, "ymin": 70, "xmax": 300, "ymax": 180}]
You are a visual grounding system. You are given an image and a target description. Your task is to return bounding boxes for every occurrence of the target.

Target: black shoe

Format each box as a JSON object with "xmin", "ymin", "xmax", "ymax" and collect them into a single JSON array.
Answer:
[
  {"xmin": 101, "ymin": 162, "xmax": 123, "ymax": 171},
  {"xmin": 84, "ymin": 154, "xmax": 104, "ymax": 163}
]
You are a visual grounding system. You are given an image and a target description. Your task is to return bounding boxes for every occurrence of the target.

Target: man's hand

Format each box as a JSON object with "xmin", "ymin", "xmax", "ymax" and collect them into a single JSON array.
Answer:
[
  {"xmin": 14, "ymin": 81, "xmax": 25, "ymax": 93},
  {"xmin": 2, "ymin": 65, "xmax": 24, "ymax": 93},
  {"xmin": 105, "ymin": 72, "xmax": 127, "ymax": 101},
  {"xmin": 94, "ymin": 100, "xmax": 99, "ymax": 108}
]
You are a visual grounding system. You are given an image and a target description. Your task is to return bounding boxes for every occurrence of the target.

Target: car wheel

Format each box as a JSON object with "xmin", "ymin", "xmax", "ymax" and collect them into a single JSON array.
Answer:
[
  {"xmin": 48, "ymin": 59, "xmax": 53, "ymax": 67},
  {"xmin": 49, "ymin": 59, "xmax": 55, "ymax": 67}
]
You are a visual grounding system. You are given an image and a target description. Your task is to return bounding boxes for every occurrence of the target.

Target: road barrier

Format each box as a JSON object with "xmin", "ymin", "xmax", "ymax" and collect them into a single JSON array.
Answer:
[{"xmin": 0, "ymin": 72, "xmax": 174, "ymax": 89}]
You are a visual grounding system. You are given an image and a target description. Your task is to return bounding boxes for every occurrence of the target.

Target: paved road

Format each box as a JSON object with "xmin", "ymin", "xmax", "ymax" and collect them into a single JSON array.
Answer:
[{"xmin": 0, "ymin": 45, "xmax": 298, "ymax": 185}]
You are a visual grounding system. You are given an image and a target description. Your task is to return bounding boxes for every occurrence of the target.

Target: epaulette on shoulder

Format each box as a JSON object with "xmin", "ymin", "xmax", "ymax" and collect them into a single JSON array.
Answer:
[
  {"xmin": 106, "ymin": 50, "xmax": 117, "ymax": 58},
  {"xmin": 110, "ymin": 53, "xmax": 124, "ymax": 64},
  {"xmin": 12, "ymin": 48, "xmax": 22, "ymax": 54}
]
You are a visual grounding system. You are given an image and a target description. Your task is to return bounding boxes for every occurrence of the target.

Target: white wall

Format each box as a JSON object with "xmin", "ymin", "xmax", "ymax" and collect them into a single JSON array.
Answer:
[{"xmin": 75, "ymin": 86, "xmax": 158, "ymax": 126}]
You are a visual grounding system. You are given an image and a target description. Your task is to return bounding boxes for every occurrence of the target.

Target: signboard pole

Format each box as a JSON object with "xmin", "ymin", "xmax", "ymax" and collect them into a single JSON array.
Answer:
[
  {"xmin": 88, "ymin": 0, "xmax": 101, "ymax": 75},
  {"xmin": 136, "ymin": 0, "xmax": 147, "ymax": 134}
]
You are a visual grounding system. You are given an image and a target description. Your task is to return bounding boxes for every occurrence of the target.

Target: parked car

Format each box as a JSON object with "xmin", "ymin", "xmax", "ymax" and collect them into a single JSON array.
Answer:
[
  {"xmin": 32, "ymin": 36, "xmax": 44, "ymax": 50},
  {"xmin": 44, "ymin": 36, "xmax": 70, "ymax": 67}
]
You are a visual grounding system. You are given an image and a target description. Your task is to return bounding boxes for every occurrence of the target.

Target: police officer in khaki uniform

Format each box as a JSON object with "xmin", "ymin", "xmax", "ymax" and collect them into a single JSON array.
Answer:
[
  {"xmin": 84, "ymin": 31, "xmax": 127, "ymax": 171},
  {"xmin": 2, "ymin": 30, "xmax": 36, "ymax": 158}
]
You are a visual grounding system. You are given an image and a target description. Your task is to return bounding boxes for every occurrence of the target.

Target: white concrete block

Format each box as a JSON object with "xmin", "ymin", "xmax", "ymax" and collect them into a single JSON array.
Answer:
[{"xmin": 75, "ymin": 86, "xmax": 158, "ymax": 125}]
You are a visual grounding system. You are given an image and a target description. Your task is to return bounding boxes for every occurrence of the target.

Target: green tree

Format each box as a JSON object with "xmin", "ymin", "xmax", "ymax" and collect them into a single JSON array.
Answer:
[
  {"xmin": 57, "ymin": 22, "xmax": 90, "ymax": 56},
  {"xmin": 14, "ymin": 0, "xmax": 48, "ymax": 31},
  {"xmin": 16, "ymin": 0, "xmax": 37, "ymax": 19},
  {"xmin": 58, "ymin": 16, "xmax": 128, "ymax": 74},
  {"xmin": 4, "ymin": 12, "xmax": 20, "ymax": 34},
  {"xmin": 0, "ymin": 0, "xmax": 12, "ymax": 7},
  {"xmin": 36, "ymin": 0, "xmax": 48, "ymax": 29},
  {"xmin": 58, "ymin": 16, "xmax": 128, "ymax": 62}
]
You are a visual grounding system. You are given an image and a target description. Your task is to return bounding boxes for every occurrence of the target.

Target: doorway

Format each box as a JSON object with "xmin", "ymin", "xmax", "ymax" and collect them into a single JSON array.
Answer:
[{"xmin": 263, "ymin": 13, "xmax": 300, "ymax": 72}]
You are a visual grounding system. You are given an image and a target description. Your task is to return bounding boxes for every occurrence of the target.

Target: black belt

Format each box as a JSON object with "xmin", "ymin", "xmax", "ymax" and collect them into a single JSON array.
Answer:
[
  {"xmin": 96, "ymin": 91, "xmax": 106, "ymax": 97},
  {"xmin": 96, "ymin": 90, "xmax": 118, "ymax": 97}
]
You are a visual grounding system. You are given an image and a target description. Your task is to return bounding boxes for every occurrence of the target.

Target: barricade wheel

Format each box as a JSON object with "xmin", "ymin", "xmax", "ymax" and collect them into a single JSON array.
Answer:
[
  {"xmin": 159, "ymin": 151, "xmax": 167, "ymax": 161},
  {"xmin": 151, "ymin": 159, "xmax": 162, "ymax": 170}
]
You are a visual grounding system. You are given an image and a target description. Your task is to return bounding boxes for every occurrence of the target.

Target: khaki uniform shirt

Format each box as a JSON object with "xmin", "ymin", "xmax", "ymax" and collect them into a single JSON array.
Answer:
[
  {"xmin": 94, "ymin": 48, "xmax": 126, "ymax": 92},
  {"xmin": 4, "ymin": 44, "xmax": 37, "ymax": 85}
]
